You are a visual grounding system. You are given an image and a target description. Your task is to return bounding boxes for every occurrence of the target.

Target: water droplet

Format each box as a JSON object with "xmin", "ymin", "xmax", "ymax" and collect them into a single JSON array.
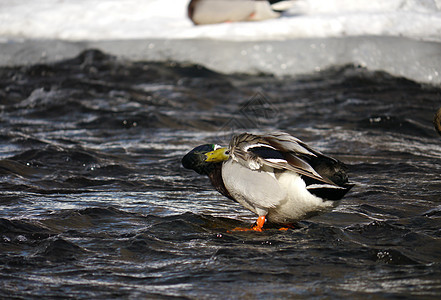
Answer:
[{"xmin": 16, "ymin": 235, "xmax": 27, "ymax": 242}]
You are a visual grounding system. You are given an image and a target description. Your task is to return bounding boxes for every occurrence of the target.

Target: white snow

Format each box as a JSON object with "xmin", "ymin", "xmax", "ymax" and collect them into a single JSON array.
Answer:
[
  {"xmin": 1, "ymin": 0, "xmax": 440, "ymax": 41},
  {"xmin": 0, "ymin": 0, "xmax": 440, "ymax": 84}
]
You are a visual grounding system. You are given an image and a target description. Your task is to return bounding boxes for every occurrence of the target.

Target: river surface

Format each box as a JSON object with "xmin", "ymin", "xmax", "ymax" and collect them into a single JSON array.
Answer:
[{"xmin": 1, "ymin": 50, "xmax": 441, "ymax": 299}]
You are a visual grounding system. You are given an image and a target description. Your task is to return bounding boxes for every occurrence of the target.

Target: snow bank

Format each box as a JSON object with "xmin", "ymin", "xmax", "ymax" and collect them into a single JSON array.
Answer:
[
  {"xmin": 0, "ymin": 0, "xmax": 440, "ymax": 84},
  {"xmin": 1, "ymin": 0, "xmax": 440, "ymax": 41}
]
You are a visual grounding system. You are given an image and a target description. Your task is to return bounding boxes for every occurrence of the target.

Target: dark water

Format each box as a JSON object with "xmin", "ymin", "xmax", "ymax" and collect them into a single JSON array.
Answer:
[{"xmin": 1, "ymin": 49, "xmax": 441, "ymax": 299}]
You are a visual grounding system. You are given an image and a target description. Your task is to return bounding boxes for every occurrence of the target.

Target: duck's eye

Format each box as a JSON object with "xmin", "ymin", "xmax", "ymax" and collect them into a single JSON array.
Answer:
[{"xmin": 225, "ymin": 150, "xmax": 230, "ymax": 155}]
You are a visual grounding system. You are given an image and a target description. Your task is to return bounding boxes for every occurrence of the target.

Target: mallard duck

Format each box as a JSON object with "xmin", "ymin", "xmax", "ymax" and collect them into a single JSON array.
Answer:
[
  {"xmin": 188, "ymin": 0, "xmax": 295, "ymax": 25},
  {"xmin": 182, "ymin": 132, "xmax": 353, "ymax": 231}
]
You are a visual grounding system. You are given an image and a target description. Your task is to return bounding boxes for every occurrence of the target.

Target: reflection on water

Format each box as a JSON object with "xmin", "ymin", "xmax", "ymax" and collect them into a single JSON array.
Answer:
[{"xmin": 1, "ymin": 50, "xmax": 441, "ymax": 298}]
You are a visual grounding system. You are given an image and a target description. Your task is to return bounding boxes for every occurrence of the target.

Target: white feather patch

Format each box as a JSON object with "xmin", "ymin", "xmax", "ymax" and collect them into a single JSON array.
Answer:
[
  {"xmin": 247, "ymin": 160, "xmax": 261, "ymax": 170},
  {"xmin": 222, "ymin": 160, "xmax": 286, "ymax": 210},
  {"xmin": 270, "ymin": 0, "xmax": 296, "ymax": 11},
  {"xmin": 265, "ymin": 158, "xmax": 287, "ymax": 164},
  {"xmin": 307, "ymin": 184, "xmax": 345, "ymax": 190},
  {"xmin": 244, "ymin": 143, "xmax": 276, "ymax": 152}
]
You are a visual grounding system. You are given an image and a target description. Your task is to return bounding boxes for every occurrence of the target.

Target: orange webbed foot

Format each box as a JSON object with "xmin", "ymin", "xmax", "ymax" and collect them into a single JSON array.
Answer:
[
  {"xmin": 231, "ymin": 216, "xmax": 266, "ymax": 232},
  {"xmin": 278, "ymin": 223, "xmax": 296, "ymax": 231}
]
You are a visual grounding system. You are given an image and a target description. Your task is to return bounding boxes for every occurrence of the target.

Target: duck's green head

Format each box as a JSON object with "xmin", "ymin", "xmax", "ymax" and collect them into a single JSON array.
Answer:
[{"xmin": 182, "ymin": 144, "xmax": 229, "ymax": 175}]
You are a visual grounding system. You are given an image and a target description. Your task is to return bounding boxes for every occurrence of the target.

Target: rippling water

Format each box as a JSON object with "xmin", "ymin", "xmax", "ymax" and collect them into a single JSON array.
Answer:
[{"xmin": 1, "ymin": 50, "xmax": 441, "ymax": 298}]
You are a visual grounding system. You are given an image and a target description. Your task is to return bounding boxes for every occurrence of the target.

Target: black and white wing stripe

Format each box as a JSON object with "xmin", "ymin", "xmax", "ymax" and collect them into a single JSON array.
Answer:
[
  {"xmin": 242, "ymin": 133, "xmax": 351, "ymax": 200},
  {"xmin": 301, "ymin": 176, "xmax": 351, "ymax": 200},
  {"xmin": 244, "ymin": 141, "xmax": 331, "ymax": 185}
]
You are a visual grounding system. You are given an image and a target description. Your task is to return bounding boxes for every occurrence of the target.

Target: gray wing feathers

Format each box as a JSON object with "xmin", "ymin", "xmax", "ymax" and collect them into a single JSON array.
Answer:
[
  {"xmin": 261, "ymin": 132, "xmax": 336, "ymax": 185},
  {"xmin": 259, "ymin": 155, "xmax": 326, "ymax": 182},
  {"xmin": 263, "ymin": 132, "xmax": 320, "ymax": 157}
]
